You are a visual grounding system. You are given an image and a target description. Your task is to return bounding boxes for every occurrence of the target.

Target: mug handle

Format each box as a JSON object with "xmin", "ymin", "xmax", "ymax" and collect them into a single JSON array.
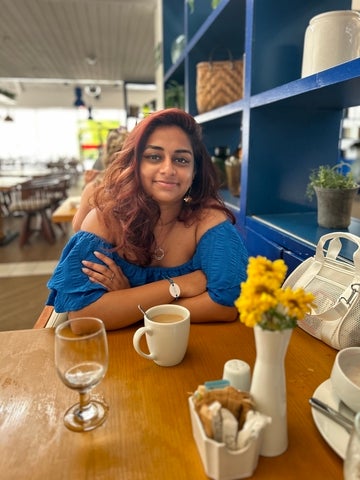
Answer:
[{"xmin": 132, "ymin": 326, "xmax": 155, "ymax": 360}]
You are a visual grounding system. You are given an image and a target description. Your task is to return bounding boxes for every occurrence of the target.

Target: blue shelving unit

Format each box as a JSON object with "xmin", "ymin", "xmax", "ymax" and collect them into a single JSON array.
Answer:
[{"xmin": 162, "ymin": 0, "xmax": 357, "ymax": 272}]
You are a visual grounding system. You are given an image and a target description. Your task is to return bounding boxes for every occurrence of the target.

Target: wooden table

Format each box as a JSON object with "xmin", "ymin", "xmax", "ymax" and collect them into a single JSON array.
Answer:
[
  {"xmin": 0, "ymin": 176, "xmax": 31, "ymax": 190},
  {"xmin": 52, "ymin": 195, "xmax": 80, "ymax": 223},
  {"xmin": 0, "ymin": 168, "xmax": 50, "ymax": 178},
  {"xmin": 0, "ymin": 322, "xmax": 342, "ymax": 479},
  {"xmin": 0, "ymin": 176, "xmax": 31, "ymax": 245}
]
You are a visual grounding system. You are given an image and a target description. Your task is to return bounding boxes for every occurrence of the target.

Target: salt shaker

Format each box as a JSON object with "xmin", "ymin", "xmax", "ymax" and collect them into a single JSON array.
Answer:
[{"xmin": 222, "ymin": 359, "xmax": 251, "ymax": 392}]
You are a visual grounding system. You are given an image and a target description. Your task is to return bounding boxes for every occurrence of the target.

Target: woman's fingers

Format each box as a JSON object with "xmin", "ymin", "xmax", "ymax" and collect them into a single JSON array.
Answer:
[
  {"xmin": 82, "ymin": 266, "xmax": 122, "ymax": 292},
  {"xmin": 93, "ymin": 250, "xmax": 116, "ymax": 266},
  {"xmin": 82, "ymin": 259, "xmax": 109, "ymax": 276},
  {"xmin": 82, "ymin": 252, "xmax": 130, "ymax": 291}
]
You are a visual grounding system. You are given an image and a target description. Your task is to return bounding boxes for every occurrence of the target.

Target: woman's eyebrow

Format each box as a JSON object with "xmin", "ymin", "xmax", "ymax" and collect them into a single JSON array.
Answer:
[
  {"xmin": 144, "ymin": 144, "xmax": 163, "ymax": 151},
  {"xmin": 175, "ymin": 148, "xmax": 193, "ymax": 155},
  {"xmin": 144, "ymin": 145, "xmax": 192, "ymax": 155}
]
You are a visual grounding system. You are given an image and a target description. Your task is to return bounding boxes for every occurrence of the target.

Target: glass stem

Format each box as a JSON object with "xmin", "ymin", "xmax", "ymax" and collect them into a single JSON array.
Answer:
[
  {"xmin": 76, "ymin": 391, "xmax": 95, "ymax": 422},
  {"xmin": 79, "ymin": 391, "xmax": 91, "ymax": 411}
]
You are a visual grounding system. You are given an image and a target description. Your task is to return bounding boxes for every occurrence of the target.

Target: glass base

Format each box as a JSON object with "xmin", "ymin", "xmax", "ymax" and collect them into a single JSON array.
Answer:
[{"xmin": 63, "ymin": 400, "xmax": 109, "ymax": 432}]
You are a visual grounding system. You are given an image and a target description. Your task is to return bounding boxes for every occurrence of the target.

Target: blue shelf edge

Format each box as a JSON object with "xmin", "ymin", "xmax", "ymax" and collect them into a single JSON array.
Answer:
[
  {"xmin": 246, "ymin": 212, "xmax": 360, "ymax": 263},
  {"xmin": 250, "ymin": 59, "xmax": 360, "ymax": 109}
]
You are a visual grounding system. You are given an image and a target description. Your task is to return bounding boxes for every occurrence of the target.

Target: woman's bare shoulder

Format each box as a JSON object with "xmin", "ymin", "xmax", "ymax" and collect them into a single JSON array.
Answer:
[
  {"xmin": 80, "ymin": 208, "xmax": 114, "ymax": 242},
  {"xmin": 195, "ymin": 206, "xmax": 228, "ymax": 241}
]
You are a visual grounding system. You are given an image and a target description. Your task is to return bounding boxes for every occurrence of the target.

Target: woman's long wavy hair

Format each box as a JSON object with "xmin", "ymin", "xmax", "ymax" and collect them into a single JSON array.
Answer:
[{"xmin": 94, "ymin": 108, "xmax": 235, "ymax": 265}]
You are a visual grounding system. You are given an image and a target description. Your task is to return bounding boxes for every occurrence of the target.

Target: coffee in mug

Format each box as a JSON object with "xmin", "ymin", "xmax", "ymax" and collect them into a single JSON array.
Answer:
[{"xmin": 151, "ymin": 313, "xmax": 184, "ymax": 323}]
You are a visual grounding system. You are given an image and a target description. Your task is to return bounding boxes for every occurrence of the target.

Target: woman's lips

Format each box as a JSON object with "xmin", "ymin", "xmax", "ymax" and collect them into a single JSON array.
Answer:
[{"xmin": 154, "ymin": 180, "xmax": 178, "ymax": 188}]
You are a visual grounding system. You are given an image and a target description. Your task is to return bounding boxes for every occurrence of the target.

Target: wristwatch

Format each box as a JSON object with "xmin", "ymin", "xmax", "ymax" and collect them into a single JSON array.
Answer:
[{"xmin": 166, "ymin": 276, "xmax": 180, "ymax": 299}]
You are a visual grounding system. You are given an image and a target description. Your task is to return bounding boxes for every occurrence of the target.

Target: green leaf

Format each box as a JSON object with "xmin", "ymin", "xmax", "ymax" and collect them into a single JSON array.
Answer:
[
  {"xmin": 306, "ymin": 164, "xmax": 358, "ymax": 201},
  {"xmin": 186, "ymin": 0, "xmax": 194, "ymax": 14}
]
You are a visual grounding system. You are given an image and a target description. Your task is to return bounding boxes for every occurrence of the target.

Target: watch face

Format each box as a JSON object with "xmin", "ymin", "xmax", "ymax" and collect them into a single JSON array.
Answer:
[{"xmin": 169, "ymin": 282, "xmax": 180, "ymax": 299}]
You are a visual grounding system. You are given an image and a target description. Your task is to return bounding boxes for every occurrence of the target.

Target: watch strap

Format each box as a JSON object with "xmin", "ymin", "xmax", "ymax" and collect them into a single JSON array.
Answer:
[{"xmin": 165, "ymin": 276, "xmax": 180, "ymax": 299}]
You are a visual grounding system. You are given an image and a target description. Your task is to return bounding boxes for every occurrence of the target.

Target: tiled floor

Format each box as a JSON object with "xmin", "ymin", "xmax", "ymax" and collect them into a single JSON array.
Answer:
[{"xmin": 0, "ymin": 179, "xmax": 81, "ymax": 330}]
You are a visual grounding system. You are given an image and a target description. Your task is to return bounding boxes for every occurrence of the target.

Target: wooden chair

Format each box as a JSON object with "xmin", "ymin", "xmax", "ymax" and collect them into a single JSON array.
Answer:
[
  {"xmin": 48, "ymin": 174, "xmax": 71, "ymax": 208},
  {"xmin": 0, "ymin": 189, "xmax": 13, "ymax": 216},
  {"xmin": 10, "ymin": 179, "xmax": 57, "ymax": 246},
  {"xmin": 39, "ymin": 173, "xmax": 71, "ymax": 234},
  {"xmin": 33, "ymin": 305, "xmax": 68, "ymax": 328}
]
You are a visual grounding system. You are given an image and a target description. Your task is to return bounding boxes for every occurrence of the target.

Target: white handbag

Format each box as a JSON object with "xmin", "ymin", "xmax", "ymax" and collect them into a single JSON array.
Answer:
[{"xmin": 282, "ymin": 232, "xmax": 360, "ymax": 350}]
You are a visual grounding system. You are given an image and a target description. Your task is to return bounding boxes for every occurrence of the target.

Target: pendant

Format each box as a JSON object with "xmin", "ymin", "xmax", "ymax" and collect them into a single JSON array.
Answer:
[{"xmin": 153, "ymin": 246, "xmax": 165, "ymax": 261}]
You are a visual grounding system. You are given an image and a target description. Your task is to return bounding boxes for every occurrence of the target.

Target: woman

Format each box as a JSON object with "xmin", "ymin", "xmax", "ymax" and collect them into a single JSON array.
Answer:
[{"xmin": 47, "ymin": 108, "xmax": 248, "ymax": 330}]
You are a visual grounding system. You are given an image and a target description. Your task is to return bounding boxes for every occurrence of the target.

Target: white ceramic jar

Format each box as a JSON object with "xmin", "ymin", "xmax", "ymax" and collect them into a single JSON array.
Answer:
[{"xmin": 301, "ymin": 10, "xmax": 360, "ymax": 77}]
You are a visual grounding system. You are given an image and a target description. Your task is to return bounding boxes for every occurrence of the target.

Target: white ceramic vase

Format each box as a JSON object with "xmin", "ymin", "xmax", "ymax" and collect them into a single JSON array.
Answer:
[
  {"xmin": 301, "ymin": 10, "xmax": 360, "ymax": 77},
  {"xmin": 250, "ymin": 326, "xmax": 292, "ymax": 457}
]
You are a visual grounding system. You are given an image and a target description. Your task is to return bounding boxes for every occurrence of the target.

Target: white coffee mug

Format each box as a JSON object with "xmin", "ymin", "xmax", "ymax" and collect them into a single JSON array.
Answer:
[{"xmin": 132, "ymin": 304, "xmax": 190, "ymax": 367}]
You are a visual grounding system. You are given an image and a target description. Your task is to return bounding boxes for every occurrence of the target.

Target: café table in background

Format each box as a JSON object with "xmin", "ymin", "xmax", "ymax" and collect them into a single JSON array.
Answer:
[
  {"xmin": 51, "ymin": 195, "xmax": 80, "ymax": 224},
  {"xmin": 0, "ymin": 316, "xmax": 342, "ymax": 480},
  {"xmin": 0, "ymin": 167, "xmax": 51, "ymax": 178}
]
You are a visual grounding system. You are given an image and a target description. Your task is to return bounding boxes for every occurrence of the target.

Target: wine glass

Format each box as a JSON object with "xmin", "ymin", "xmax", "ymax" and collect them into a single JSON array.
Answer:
[{"xmin": 55, "ymin": 317, "xmax": 109, "ymax": 432}]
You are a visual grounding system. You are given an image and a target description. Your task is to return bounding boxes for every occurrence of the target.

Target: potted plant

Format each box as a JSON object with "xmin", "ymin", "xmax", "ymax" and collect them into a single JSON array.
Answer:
[
  {"xmin": 306, "ymin": 164, "xmax": 359, "ymax": 228},
  {"xmin": 187, "ymin": 0, "xmax": 221, "ymax": 14},
  {"xmin": 164, "ymin": 80, "xmax": 185, "ymax": 109}
]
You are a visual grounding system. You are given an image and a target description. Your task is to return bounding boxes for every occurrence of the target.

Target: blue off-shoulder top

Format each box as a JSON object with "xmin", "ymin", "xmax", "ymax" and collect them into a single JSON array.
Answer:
[{"xmin": 47, "ymin": 220, "xmax": 248, "ymax": 312}]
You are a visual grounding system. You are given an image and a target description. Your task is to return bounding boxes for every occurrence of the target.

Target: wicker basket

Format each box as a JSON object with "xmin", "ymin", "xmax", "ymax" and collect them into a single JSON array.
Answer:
[{"xmin": 196, "ymin": 51, "xmax": 244, "ymax": 114}]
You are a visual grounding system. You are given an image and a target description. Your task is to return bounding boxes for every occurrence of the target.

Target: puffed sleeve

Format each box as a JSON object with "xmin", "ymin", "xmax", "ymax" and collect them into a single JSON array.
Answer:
[
  {"xmin": 192, "ymin": 221, "xmax": 248, "ymax": 306},
  {"xmin": 46, "ymin": 231, "xmax": 115, "ymax": 312}
]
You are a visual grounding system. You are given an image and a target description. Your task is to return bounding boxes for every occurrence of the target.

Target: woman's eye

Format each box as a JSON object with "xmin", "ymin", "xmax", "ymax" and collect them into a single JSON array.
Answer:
[
  {"xmin": 144, "ymin": 154, "xmax": 161, "ymax": 162},
  {"xmin": 174, "ymin": 157, "xmax": 190, "ymax": 165}
]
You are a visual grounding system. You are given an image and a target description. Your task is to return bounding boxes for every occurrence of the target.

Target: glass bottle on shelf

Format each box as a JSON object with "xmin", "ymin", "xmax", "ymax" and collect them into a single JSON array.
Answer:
[
  {"xmin": 212, "ymin": 145, "xmax": 230, "ymax": 188},
  {"xmin": 225, "ymin": 143, "xmax": 242, "ymax": 197}
]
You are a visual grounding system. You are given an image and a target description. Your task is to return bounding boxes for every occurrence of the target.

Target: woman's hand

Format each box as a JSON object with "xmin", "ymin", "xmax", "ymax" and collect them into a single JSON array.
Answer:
[{"xmin": 82, "ymin": 251, "xmax": 130, "ymax": 291}]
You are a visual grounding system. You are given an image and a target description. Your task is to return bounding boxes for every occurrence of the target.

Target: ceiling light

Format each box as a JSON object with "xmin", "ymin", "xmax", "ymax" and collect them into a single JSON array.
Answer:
[
  {"xmin": 4, "ymin": 114, "xmax": 14, "ymax": 122},
  {"xmin": 125, "ymin": 83, "xmax": 156, "ymax": 91},
  {"xmin": 73, "ymin": 87, "xmax": 86, "ymax": 108}
]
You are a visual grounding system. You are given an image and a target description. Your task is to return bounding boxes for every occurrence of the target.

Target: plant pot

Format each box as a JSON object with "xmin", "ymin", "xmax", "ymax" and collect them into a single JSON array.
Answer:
[{"xmin": 314, "ymin": 186, "xmax": 358, "ymax": 229}]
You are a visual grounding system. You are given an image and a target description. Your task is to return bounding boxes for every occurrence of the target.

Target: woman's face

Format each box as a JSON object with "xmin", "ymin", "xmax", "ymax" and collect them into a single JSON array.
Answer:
[{"xmin": 140, "ymin": 125, "xmax": 195, "ymax": 205}]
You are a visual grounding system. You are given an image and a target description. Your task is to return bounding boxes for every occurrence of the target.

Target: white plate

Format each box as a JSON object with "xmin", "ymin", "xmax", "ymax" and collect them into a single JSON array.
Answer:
[{"xmin": 311, "ymin": 379, "xmax": 350, "ymax": 459}]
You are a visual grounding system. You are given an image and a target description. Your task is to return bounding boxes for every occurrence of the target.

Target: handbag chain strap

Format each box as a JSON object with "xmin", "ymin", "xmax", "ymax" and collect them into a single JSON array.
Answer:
[{"xmin": 340, "ymin": 283, "xmax": 360, "ymax": 305}]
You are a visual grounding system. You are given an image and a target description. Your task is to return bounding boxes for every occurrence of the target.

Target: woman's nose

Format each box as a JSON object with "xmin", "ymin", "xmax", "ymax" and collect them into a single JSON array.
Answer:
[{"xmin": 160, "ymin": 157, "xmax": 175, "ymax": 174}]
